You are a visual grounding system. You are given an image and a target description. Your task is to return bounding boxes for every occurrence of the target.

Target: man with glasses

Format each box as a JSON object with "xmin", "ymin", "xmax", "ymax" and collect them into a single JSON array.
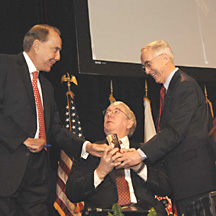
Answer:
[
  {"xmin": 66, "ymin": 101, "xmax": 171, "ymax": 215},
  {"xmin": 116, "ymin": 40, "xmax": 216, "ymax": 215}
]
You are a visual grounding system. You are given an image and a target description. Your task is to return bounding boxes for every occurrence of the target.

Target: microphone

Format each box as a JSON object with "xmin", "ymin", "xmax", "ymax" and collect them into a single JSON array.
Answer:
[{"xmin": 106, "ymin": 133, "xmax": 121, "ymax": 149}]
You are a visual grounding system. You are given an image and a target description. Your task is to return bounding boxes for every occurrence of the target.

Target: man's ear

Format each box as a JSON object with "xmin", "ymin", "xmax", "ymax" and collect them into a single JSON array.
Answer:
[
  {"xmin": 127, "ymin": 120, "xmax": 134, "ymax": 130},
  {"xmin": 163, "ymin": 53, "xmax": 169, "ymax": 64},
  {"xmin": 32, "ymin": 39, "xmax": 40, "ymax": 54}
]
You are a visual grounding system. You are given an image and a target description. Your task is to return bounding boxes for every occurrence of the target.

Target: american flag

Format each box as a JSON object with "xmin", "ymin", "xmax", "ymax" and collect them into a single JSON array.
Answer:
[{"xmin": 54, "ymin": 95, "xmax": 84, "ymax": 216}]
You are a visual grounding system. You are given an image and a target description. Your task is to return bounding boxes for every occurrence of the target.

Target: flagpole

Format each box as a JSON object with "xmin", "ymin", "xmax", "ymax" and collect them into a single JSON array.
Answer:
[
  {"xmin": 61, "ymin": 73, "xmax": 78, "ymax": 131},
  {"xmin": 204, "ymin": 85, "xmax": 214, "ymax": 119},
  {"xmin": 145, "ymin": 79, "xmax": 148, "ymax": 98}
]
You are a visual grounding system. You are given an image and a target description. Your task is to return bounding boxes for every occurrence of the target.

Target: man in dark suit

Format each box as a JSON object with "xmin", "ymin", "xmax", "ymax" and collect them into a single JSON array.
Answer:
[
  {"xmin": 116, "ymin": 40, "xmax": 216, "ymax": 215},
  {"xmin": 0, "ymin": 24, "xmax": 106, "ymax": 216},
  {"xmin": 66, "ymin": 101, "xmax": 172, "ymax": 216}
]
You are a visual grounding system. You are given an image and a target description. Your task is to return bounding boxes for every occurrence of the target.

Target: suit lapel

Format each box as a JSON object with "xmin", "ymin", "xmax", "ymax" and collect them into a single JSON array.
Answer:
[
  {"xmin": 160, "ymin": 69, "xmax": 181, "ymax": 124},
  {"xmin": 16, "ymin": 53, "xmax": 51, "ymax": 136},
  {"xmin": 167, "ymin": 69, "xmax": 181, "ymax": 93},
  {"xmin": 16, "ymin": 53, "xmax": 36, "ymax": 111}
]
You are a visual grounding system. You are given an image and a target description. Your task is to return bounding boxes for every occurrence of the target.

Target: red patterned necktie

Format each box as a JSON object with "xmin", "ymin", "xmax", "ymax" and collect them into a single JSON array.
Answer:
[
  {"xmin": 32, "ymin": 71, "xmax": 47, "ymax": 147},
  {"xmin": 115, "ymin": 168, "xmax": 131, "ymax": 206},
  {"xmin": 157, "ymin": 86, "xmax": 166, "ymax": 132}
]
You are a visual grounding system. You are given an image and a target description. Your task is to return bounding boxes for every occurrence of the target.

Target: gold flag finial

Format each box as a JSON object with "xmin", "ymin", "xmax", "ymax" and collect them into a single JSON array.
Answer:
[
  {"xmin": 61, "ymin": 73, "xmax": 78, "ymax": 99},
  {"xmin": 109, "ymin": 80, "xmax": 116, "ymax": 104}
]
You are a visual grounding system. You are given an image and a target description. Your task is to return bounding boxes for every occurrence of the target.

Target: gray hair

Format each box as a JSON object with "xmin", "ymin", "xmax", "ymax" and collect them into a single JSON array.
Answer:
[
  {"xmin": 23, "ymin": 24, "xmax": 61, "ymax": 51},
  {"xmin": 141, "ymin": 40, "xmax": 174, "ymax": 63},
  {"xmin": 107, "ymin": 101, "xmax": 137, "ymax": 137}
]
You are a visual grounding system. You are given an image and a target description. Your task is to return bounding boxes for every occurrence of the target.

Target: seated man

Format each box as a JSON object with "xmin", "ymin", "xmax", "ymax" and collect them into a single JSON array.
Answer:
[{"xmin": 66, "ymin": 101, "xmax": 171, "ymax": 216}]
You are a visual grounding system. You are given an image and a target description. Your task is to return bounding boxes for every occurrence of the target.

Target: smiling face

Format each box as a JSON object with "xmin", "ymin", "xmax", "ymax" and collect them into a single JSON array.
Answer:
[
  {"xmin": 141, "ymin": 48, "xmax": 167, "ymax": 84},
  {"xmin": 140, "ymin": 40, "xmax": 176, "ymax": 84},
  {"xmin": 31, "ymin": 29, "xmax": 62, "ymax": 72},
  {"xmin": 103, "ymin": 103, "xmax": 134, "ymax": 139}
]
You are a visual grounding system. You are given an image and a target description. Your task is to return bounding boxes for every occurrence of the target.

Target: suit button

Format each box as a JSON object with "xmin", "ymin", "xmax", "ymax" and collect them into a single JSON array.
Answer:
[{"xmin": 26, "ymin": 152, "xmax": 30, "ymax": 157}]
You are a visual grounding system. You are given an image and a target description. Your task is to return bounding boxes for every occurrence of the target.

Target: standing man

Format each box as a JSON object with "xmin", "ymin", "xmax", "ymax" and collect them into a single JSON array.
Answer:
[
  {"xmin": 116, "ymin": 40, "xmax": 216, "ymax": 215},
  {"xmin": 66, "ymin": 101, "xmax": 171, "ymax": 216},
  {"xmin": 0, "ymin": 24, "xmax": 106, "ymax": 216}
]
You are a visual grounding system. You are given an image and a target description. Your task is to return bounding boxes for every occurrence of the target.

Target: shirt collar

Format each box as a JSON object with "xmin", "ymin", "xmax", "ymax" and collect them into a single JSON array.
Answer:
[
  {"xmin": 164, "ymin": 67, "xmax": 178, "ymax": 90},
  {"xmin": 23, "ymin": 51, "xmax": 38, "ymax": 74},
  {"xmin": 119, "ymin": 136, "xmax": 129, "ymax": 149}
]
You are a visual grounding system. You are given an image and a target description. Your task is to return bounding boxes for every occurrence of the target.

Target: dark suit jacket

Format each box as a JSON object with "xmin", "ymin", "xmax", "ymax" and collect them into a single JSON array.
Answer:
[
  {"xmin": 66, "ymin": 140, "xmax": 171, "ymax": 216},
  {"xmin": 140, "ymin": 69, "xmax": 216, "ymax": 201},
  {"xmin": 0, "ymin": 53, "xmax": 85, "ymax": 196}
]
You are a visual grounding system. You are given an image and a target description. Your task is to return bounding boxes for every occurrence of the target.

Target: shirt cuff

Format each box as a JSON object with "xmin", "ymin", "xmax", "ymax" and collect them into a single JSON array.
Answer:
[
  {"xmin": 94, "ymin": 170, "xmax": 103, "ymax": 188},
  {"xmin": 81, "ymin": 141, "xmax": 90, "ymax": 159},
  {"xmin": 137, "ymin": 164, "xmax": 148, "ymax": 181},
  {"xmin": 137, "ymin": 148, "xmax": 147, "ymax": 160}
]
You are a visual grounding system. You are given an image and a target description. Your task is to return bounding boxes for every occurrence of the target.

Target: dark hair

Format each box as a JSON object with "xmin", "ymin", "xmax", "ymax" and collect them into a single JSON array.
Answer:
[{"xmin": 23, "ymin": 24, "xmax": 61, "ymax": 51}]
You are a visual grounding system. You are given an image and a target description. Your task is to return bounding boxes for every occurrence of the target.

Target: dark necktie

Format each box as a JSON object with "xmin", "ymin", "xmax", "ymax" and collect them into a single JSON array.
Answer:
[
  {"xmin": 115, "ymin": 168, "xmax": 131, "ymax": 206},
  {"xmin": 157, "ymin": 86, "xmax": 166, "ymax": 132},
  {"xmin": 32, "ymin": 72, "xmax": 47, "ymax": 146}
]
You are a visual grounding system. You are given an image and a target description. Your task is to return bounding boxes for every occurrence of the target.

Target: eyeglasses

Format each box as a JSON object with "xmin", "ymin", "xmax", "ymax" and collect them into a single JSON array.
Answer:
[
  {"xmin": 103, "ymin": 108, "xmax": 129, "ymax": 119},
  {"xmin": 141, "ymin": 54, "xmax": 163, "ymax": 72}
]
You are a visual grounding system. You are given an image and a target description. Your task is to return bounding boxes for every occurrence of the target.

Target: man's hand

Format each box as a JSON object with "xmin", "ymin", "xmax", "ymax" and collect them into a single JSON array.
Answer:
[
  {"xmin": 96, "ymin": 146, "xmax": 119, "ymax": 180},
  {"xmin": 115, "ymin": 148, "xmax": 142, "ymax": 169},
  {"xmin": 23, "ymin": 137, "xmax": 46, "ymax": 153},
  {"xmin": 86, "ymin": 142, "xmax": 108, "ymax": 157}
]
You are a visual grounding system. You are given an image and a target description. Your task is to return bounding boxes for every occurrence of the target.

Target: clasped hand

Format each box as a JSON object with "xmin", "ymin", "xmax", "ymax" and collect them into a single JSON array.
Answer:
[
  {"xmin": 23, "ymin": 137, "xmax": 46, "ymax": 153},
  {"xmin": 96, "ymin": 146, "xmax": 142, "ymax": 180}
]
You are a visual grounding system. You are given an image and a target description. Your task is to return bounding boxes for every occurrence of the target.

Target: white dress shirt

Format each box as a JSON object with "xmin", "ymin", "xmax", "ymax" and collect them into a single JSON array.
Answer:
[
  {"xmin": 94, "ymin": 136, "xmax": 148, "ymax": 204},
  {"xmin": 23, "ymin": 52, "xmax": 89, "ymax": 156}
]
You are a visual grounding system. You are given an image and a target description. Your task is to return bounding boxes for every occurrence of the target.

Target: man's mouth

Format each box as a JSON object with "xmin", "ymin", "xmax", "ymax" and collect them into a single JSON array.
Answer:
[
  {"xmin": 50, "ymin": 60, "xmax": 55, "ymax": 66},
  {"xmin": 152, "ymin": 73, "xmax": 156, "ymax": 78}
]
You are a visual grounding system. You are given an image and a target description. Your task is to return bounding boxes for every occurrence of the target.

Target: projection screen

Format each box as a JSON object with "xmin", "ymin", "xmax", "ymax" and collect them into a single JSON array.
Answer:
[{"xmin": 73, "ymin": 0, "xmax": 216, "ymax": 79}]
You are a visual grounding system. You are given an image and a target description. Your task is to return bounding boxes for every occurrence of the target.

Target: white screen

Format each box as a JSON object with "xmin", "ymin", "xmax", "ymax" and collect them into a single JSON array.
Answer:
[{"xmin": 88, "ymin": 0, "xmax": 216, "ymax": 68}]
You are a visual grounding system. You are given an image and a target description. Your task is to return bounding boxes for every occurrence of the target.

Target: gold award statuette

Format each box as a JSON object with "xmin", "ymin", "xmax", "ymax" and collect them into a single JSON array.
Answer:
[{"xmin": 106, "ymin": 134, "xmax": 121, "ymax": 149}]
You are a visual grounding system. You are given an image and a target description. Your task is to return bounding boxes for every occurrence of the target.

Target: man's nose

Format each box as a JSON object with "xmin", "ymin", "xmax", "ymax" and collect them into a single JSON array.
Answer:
[
  {"xmin": 145, "ymin": 67, "xmax": 150, "ymax": 74},
  {"xmin": 55, "ymin": 51, "xmax": 61, "ymax": 61},
  {"xmin": 107, "ymin": 111, "xmax": 115, "ymax": 117}
]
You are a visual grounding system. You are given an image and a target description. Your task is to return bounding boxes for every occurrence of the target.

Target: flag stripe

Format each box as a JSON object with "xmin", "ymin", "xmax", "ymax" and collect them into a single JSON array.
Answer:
[
  {"xmin": 55, "ymin": 184, "xmax": 83, "ymax": 215},
  {"xmin": 58, "ymin": 157, "xmax": 72, "ymax": 178},
  {"xmin": 55, "ymin": 196, "xmax": 73, "ymax": 216},
  {"xmin": 61, "ymin": 151, "xmax": 73, "ymax": 167},
  {"xmin": 54, "ymin": 202, "xmax": 67, "ymax": 216},
  {"xmin": 56, "ymin": 174, "xmax": 66, "ymax": 192}
]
